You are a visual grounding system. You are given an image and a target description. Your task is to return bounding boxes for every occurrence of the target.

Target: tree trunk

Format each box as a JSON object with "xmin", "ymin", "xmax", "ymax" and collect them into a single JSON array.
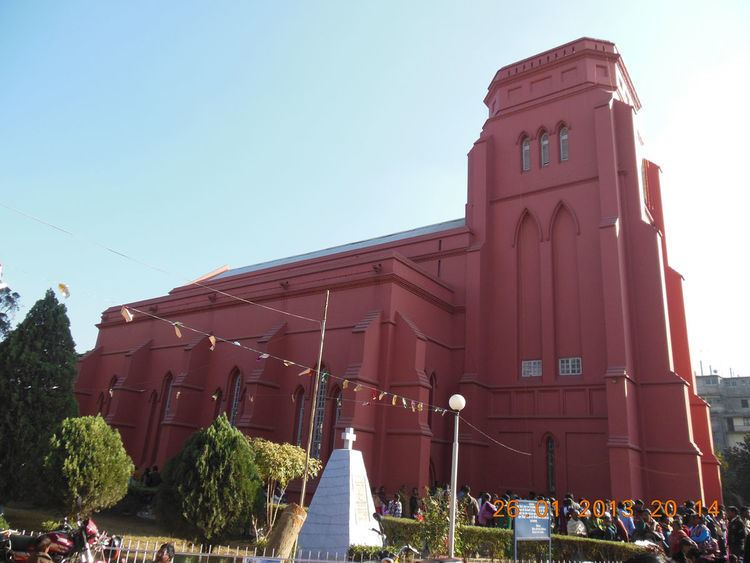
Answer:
[{"xmin": 265, "ymin": 503, "xmax": 307, "ymax": 558}]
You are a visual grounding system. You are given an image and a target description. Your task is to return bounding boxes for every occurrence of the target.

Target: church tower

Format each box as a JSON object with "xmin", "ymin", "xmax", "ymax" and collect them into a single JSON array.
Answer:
[{"xmin": 459, "ymin": 37, "xmax": 721, "ymax": 501}]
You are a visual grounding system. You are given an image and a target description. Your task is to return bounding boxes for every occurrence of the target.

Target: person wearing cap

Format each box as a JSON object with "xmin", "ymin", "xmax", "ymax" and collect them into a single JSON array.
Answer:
[{"xmin": 600, "ymin": 512, "xmax": 619, "ymax": 541}]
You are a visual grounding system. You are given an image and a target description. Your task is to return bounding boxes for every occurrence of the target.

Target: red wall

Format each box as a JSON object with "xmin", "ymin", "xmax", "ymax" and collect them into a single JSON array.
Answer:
[{"xmin": 76, "ymin": 37, "xmax": 721, "ymax": 504}]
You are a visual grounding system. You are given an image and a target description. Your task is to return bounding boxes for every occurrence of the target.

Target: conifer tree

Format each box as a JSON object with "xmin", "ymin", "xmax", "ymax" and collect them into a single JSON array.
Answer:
[
  {"xmin": 0, "ymin": 289, "xmax": 78, "ymax": 501},
  {"xmin": 157, "ymin": 414, "xmax": 261, "ymax": 542}
]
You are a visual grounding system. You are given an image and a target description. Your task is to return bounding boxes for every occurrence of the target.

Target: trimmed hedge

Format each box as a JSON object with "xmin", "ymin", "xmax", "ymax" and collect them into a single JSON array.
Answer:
[{"xmin": 367, "ymin": 516, "xmax": 649, "ymax": 561}]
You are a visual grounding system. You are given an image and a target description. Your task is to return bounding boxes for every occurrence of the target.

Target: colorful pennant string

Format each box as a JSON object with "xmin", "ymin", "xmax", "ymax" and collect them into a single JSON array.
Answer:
[
  {"xmin": 173, "ymin": 322, "xmax": 182, "ymax": 338},
  {"xmin": 208, "ymin": 335, "xmax": 217, "ymax": 351},
  {"xmin": 354, "ymin": 384, "xmax": 362, "ymax": 392},
  {"xmin": 342, "ymin": 379, "xmax": 349, "ymax": 389}
]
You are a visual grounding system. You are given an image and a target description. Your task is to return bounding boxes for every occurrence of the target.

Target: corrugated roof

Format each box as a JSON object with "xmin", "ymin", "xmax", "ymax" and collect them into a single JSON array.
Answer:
[{"xmin": 212, "ymin": 218, "xmax": 466, "ymax": 280}]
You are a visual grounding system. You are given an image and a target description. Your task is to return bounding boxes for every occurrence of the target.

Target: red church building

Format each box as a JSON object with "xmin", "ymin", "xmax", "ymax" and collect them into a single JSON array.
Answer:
[{"xmin": 75, "ymin": 38, "xmax": 721, "ymax": 503}]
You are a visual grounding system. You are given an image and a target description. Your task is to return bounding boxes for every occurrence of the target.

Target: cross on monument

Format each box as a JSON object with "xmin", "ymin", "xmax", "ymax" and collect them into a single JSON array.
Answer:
[{"xmin": 342, "ymin": 427, "xmax": 357, "ymax": 450}]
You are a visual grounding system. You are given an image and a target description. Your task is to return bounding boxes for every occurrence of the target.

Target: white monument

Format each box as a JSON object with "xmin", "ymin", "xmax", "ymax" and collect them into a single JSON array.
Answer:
[{"xmin": 297, "ymin": 428, "xmax": 382, "ymax": 557}]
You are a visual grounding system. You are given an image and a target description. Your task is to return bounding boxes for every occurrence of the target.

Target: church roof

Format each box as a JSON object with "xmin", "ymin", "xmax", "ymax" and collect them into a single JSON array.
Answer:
[{"xmin": 212, "ymin": 217, "xmax": 465, "ymax": 280}]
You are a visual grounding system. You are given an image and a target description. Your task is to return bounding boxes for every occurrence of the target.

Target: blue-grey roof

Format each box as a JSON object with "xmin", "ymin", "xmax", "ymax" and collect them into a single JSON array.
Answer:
[{"xmin": 212, "ymin": 218, "xmax": 466, "ymax": 280}]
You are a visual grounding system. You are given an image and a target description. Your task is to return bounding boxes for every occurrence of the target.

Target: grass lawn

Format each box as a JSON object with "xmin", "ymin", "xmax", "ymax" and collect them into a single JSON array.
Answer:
[{"xmin": 3, "ymin": 504, "xmax": 256, "ymax": 554}]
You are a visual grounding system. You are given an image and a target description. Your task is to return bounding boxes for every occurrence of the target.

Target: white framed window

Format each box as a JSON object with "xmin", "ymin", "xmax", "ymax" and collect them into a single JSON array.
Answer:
[
  {"xmin": 540, "ymin": 133, "xmax": 550, "ymax": 166},
  {"xmin": 522, "ymin": 138, "xmax": 531, "ymax": 171},
  {"xmin": 558, "ymin": 357, "xmax": 582, "ymax": 376},
  {"xmin": 559, "ymin": 127, "xmax": 569, "ymax": 161},
  {"xmin": 521, "ymin": 359, "xmax": 542, "ymax": 377},
  {"xmin": 744, "ymin": 417, "xmax": 750, "ymax": 426}
]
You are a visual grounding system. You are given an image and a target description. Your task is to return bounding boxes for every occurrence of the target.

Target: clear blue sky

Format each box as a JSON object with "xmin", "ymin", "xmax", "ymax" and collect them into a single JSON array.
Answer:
[{"xmin": 2, "ymin": 1, "xmax": 748, "ymax": 377}]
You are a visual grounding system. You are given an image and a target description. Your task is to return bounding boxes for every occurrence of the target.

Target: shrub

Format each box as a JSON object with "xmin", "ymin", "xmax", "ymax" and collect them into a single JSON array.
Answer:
[
  {"xmin": 44, "ymin": 415, "xmax": 133, "ymax": 517},
  {"xmin": 157, "ymin": 414, "xmax": 261, "ymax": 543},
  {"xmin": 374, "ymin": 516, "xmax": 649, "ymax": 561}
]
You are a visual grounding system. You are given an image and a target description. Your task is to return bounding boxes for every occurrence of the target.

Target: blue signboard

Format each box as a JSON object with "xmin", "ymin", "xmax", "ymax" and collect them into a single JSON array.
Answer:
[
  {"xmin": 514, "ymin": 500, "xmax": 551, "ymax": 540},
  {"xmin": 513, "ymin": 500, "xmax": 551, "ymax": 561}
]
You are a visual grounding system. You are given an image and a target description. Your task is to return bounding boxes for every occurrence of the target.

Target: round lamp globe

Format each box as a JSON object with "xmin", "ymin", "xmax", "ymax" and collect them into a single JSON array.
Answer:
[{"xmin": 449, "ymin": 394, "xmax": 466, "ymax": 412}]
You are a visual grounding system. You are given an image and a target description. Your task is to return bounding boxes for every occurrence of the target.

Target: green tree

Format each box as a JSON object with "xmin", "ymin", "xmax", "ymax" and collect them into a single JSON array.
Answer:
[
  {"xmin": 0, "ymin": 286, "xmax": 20, "ymax": 339},
  {"xmin": 44, "ymin": 415, "xmax": 133, "ymax": 517},
  {"xmin": 247, "ymin": 437, "xmax": 322, "ymax": 533},
  {"xmin": 0, "ymin": 289, "xmax": 78, "ymax": 502},
  {"xmin": 721, "ymin": 436, "xmax": 750, "ymax": 505},
  {"xmin": 157, "ymin": 414, "xmax": 261, "ymax": 543}
]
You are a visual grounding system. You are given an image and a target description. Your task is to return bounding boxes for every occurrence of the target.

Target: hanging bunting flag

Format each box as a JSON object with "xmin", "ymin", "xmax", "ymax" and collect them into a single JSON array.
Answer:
[
  {"xmin": 250, "ymin": 395, "xmax": 255, "ymax": 403},
  {"xmin": 57, "ymin": 283, "xmax": 70, "ymax": 298},
  {"xmin": 257, "ymin": 353, "xmax": 270, "ymax": 360},
  {"xmin": 401, "ymin": 397, "xmax": 407, "ymax": 409},
  {"xmin": 391, "ymin": 395, "xmax": 397, "ymax": 406},
  {"xmin": 208, "ymin": 335, "xmax": 217, "ymax": 351},
  {"xmin": 232, "ymin": 341, "xmax": 241, "ymax": 347},
  {"xmin": 173, "ymin": 322, "xmax": 183, "ymax": 338},
  {"xmin": 354, "ymin": 384, "xmax": 362, "ymax": 392},
  {"xmin": 411, "ymin": 400, "xmax": 416, "ymax": 412},
  {"xmin": 417, "ymin": 402, "xmax": 424, "ymax": 412},
  {"xmin": 441, "ymin": 408, "xmax": 447, "ymax": 416},
  {"xmin": 363, "ymin": 401, "xmax": 370, "ymax": 406},
  {"xmin": 378, "ymin": 391, "xmax": 386, "ymax": 400},
  {"xmin": 298, "ymin": 368, "xmax": 312, "ymax": 377},
  {"xmin": 120, "ymin": 306, "xmax": 134, "ymax": 323},
  {"xmin": 291, "ymin": 393, "xmax": 295, "ymax": 403},
  {"xmin": 342, "ymin": 379, "xmax": 349, "ymax": 389},
  {"xmin": 371, "ymin": 392, "xmax": 378, "ymax": 401},
  {"xmin": 283, "ymin": 360, "xmax": 293, "ymax": 367}
]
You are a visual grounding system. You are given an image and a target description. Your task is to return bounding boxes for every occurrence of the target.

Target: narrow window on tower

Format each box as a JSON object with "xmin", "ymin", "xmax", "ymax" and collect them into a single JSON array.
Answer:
[
  {"xmin": 558, "ymin": 357, "xmax": 582, "ymax": 376},
  {"xmin": 521, "ymin": 359, "xmax": 542, "ymax": 377},
  {"xmin": 559, "ymin": 127, "xmax": 569, "ymax": 161},
  {"xmin": 540, "ymin": 133, "xmax": 550, "ymax": 166},
  {"xmin": 522, "ymin": 138, "xmax": 531, "ymax": 171}
]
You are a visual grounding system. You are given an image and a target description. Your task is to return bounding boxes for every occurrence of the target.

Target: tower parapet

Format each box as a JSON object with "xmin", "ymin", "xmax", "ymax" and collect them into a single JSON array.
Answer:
[{"xmin": 484, "ymin": 37, "xmax": 641, "ymax": 116}]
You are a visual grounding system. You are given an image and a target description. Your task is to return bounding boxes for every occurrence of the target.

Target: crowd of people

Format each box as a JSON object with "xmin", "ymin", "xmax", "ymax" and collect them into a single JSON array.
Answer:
[
  {"xmin": 371, "ymin": 485, "xmax": 750, "ymax": 563},
  {"xmin": 129, "ymin": 465, "xmax": 162, "ymax": 488}
]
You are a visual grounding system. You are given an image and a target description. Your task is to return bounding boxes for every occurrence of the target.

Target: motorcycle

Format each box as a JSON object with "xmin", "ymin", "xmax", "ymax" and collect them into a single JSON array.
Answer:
[{"xmin": 1, "ymin": 516, "xmax": 121, "ymax": 563}]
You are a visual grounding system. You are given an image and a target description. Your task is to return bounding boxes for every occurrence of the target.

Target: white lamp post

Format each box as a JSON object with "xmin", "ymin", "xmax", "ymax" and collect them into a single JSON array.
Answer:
[{"xmin": 447, "ymin": 393, "xmax": 466, "ymax": 559}]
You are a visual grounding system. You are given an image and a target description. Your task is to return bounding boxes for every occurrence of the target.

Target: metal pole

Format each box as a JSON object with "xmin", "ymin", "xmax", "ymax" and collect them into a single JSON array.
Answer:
[
  {"xmin": 448, "ymin": 411, "xmax": 460, "ymax": 558},
  {"xmin": 299, "ymin": 289, "xmax": 330, "ymax": 508}
]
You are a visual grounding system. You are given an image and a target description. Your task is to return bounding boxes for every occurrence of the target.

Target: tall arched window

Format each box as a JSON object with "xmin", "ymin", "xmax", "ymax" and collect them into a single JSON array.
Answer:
[
  {"xmin": 559, "ymin": 127, "xmax": 569, "ymax": 162},
  {"xmin": 161, "ymin": 374, "xmax": 174, "ymax": 421},
  {"xmin": 227, "ymin": 371, "xmax": 243, "ymax": 426},
  {"xmin": 546, "ymin": 436, "xmax": 556, "ymax": 494},
  {"xmin": 540, "ymin": 133, "xmax": 550, "ymax": 166},
  {"xmin": 293, "ymin": 387, "xmax": 305, "ymax": 446},
  {"xmin": 521, "ymin": 138, "xmax": 531, "ymax": 171},
  {"xmin": 310, "ymin": 367, "xmax": 330, "ymax": 459},
  {"xmin": 327, "ymin": 387, "xmax": 342, "ymax": 457}
]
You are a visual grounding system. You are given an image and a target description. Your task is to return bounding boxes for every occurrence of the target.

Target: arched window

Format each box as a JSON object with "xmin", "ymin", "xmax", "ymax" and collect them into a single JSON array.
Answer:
[
  {"xmin": 161, "ymin": 374, "xmax": 174, "ymax": 421},
  {"xmin": 540, "ymin": 133, "xmax": 550, "ymax": 166},
  {"xmin": 546, "ymin": 436, "xmax": 556, "ymax": 494},
  {"xmin": 310, "ymin": 367, "xmax": 330, "ymax": 459},
  {"xmin": 327, "ymin": 387, "xmax": 342, "ymax": 456},
  {"xmin": 227, "ymin": 370, "xmax": 243, "ymax": 426},
  {"xmin": 293, "ymin": 387, "xmax": 305, "ymax": 446},
  {"xmin": 162, "ymin": 374, "xmax": 174, "ymax": 418},
  {"xmin": 521, "ymin": 138, "xmax": 531, "ymax": 171},
  {"xmin": 559, "ymin": 127, "xmax": 569, "ymax": 162}
]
